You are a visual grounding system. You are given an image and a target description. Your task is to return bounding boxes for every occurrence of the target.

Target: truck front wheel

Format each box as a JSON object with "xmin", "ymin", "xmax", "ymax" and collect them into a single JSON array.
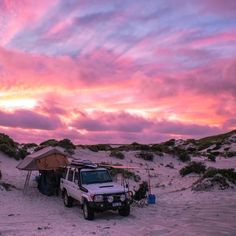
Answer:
[
  {"xmin": 83, "ymin": 201, "xmax": 94, "ymax": 220},
  {"xmin": 63, "ymin": 191, "xmax": 73, "ymax": 208},
  {"xmin": 118, "ymin": 205, "xmax": 130, "ymax": 216}
]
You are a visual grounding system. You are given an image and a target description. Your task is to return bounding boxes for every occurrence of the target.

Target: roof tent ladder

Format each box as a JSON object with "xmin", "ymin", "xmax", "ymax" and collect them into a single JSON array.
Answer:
[{"xmin": 23, "ymin": 171, "xmax": 32, "ymax": 194}]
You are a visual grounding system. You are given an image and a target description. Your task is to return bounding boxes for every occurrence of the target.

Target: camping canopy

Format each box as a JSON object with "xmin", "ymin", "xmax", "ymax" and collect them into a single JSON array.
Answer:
[{"xmin": 16, "ymin": 146, "xmax": 69, "ymax": 171}]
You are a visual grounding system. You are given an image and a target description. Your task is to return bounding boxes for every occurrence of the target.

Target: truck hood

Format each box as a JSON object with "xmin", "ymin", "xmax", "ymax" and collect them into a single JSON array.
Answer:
[{"xmin": 82, "ymin": 182, "xmax": 127, "ymax": 195}]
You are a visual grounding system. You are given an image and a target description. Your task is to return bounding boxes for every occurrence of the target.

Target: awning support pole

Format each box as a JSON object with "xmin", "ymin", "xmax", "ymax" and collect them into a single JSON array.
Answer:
[{"xmin": 23, "ymin": 171, "xmax": 32, "ymax": 194}]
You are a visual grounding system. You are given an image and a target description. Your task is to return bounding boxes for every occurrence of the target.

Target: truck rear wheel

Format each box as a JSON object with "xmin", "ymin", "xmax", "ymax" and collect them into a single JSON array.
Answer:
[
  {"xmin": 118, "ymin": 205, "xmax": 130, "ymax": 216},
  {"xmin": 63, "ymin": 191, "xmax": 73, "ymax": 207},
  {"xmin": 83, "ymin": 201, "xmax": 94, "ymax": 220}
]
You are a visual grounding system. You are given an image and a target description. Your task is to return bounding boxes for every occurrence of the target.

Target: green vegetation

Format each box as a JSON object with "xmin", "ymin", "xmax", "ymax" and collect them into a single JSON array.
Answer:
[
  {"xmin": 150, "ymin": 144, "xmax": 171, "ymax": 154},
  {"xmin": 192, "ymin": 167, "xmax": 236, "ymax": 191},
  {"xmin": 38, "ymin": 138, "xmax": 76, "ymax": 154},
  {"xmin": 196, "ymin": 130, "xmax": 236, "ymax": 151},
  {"xmin": 58, "ymin": 139, "xmax": 76, "ymax": 151},
  {"xmin": 116, "ymin": 142, "xmax": 151, "ymax": 152},
  {"xmin": 17, "ymin": 147, "xmax": 29, "ymax": 160},
  {"xmin": 180, "ymin": 161, "xmax": 206, "ymax": 176},
  {"xmin": 162, "ymin": 139, "xmax": 175, "ymax": 146},
  {"xmin": 0, "ymin": 143, "xmax": 17, "ymax": 158},
  {"xmin": 174, "ymin": 147, "xmax": 191, "ymax": 162},
  {"xmin": 203, "ymin": 167, "xmax": 236, "ymax": 184},
  {"xmin": 86, "ymin": 144, "xmax": 112, "ymax": 152},
  {"xmin": 21, "ymin": 143, "xmax": 38, "ymax": 149},
  {"xmin": 224, "ymin": 151, "xmax": 236, "ymax": 158},
  {"xmin": 0, "ymin": 133, "xmax": 18, "ymax": 159},
  {"xmin": 135, "ymin": 151, "xmax": 154, "ymax": 161},
  {"xmin": 110, "ymin": 150, "xmax": 125, "ymax": 159},
  {"xmin": 40, "ymin": 139, "xmax": 58, "ymax": 147},
  {"xmin": 212, "ymin": 142, "xmax": 222, "ymax": 150},
  {"xmin": 207, "ymin": 153, "xmax": 216, "ymax": 162},
  {"xmin": 0, "ymin": 133, "xmax": 30, "ymax": 160}
]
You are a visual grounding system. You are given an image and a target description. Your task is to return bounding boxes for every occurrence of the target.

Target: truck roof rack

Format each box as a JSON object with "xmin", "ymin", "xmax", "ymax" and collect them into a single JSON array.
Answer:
[{"xmin": 70, "ymin": 160, "xmax": 98, "ymax": 169}]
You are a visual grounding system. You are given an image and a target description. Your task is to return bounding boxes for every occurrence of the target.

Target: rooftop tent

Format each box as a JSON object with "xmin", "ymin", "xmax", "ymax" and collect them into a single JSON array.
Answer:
[
  {"xmin": 16, "ymin": 146, "xmax": 69, "ymax": 171},
  {"xmin": 16, "ymin": 146, "xmax": 69, "ymax": 194}
]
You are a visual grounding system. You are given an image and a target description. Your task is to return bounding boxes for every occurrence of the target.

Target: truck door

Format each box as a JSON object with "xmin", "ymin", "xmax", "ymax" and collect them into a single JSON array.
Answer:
[{"xmin": 66, "ymin": 169, "xmax": 75, "ymax": 198}]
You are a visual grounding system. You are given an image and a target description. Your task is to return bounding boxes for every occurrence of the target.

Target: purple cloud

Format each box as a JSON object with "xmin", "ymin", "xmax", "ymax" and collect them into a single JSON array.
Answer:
[
  {"xmin": 154, "ymin": 120, "xmax": 221, "ymax": 136},
  {"xmin": 0, "ymin": 109, "xmax": 63, "ymax": 130},
  {"xmin": 71, "ymin": 112, "xmax": 153, "ymax": 133}
]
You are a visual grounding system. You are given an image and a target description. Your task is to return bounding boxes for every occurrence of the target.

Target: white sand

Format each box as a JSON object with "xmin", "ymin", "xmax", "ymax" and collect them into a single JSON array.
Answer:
[{"xmin": 0, "ymin": 149, "xmax": 236, "ymax": 236}]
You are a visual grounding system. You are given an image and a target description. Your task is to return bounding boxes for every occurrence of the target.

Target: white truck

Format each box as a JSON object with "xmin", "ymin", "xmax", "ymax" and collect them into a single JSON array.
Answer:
[{"xmin": 60, "ymin": 160, "xmax": 132, "ymax": 220}]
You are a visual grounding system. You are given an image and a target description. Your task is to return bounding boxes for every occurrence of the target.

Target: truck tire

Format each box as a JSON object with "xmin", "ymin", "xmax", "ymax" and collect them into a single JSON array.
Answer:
[
  {"xmin": 83, "ymin": 201, "xmax": 94, "ymax": 220},
  {"xmin": 118, "ymin": 205, "xmax": 130, "ymax": 216},
  {"xmin": 63, "ymin": 191, "xmax": 73, "ymax": 208}
]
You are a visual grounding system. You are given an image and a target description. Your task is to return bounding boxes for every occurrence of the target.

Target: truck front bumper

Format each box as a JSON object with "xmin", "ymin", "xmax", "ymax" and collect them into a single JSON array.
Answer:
[{"xmin": 88, "ymin": 200, "xmax": 130, "ymax": 211}]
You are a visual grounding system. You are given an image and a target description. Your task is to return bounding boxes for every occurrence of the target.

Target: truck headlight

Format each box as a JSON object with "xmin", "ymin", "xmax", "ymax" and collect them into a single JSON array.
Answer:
[
  {"xmin": 94, "ymin": 195, "xmax": 103, "ymax": 202},
  {"xmin": 107, "ymin": 195, "xmax": 114, "ymax": 203},
  {"xmin": 120, "ymin": 194, "xmax": 126, "ymax": 202}
]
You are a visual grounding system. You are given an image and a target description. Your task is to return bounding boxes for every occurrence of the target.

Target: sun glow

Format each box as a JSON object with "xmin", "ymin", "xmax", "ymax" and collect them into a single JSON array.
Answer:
[{"xmin": 0, "ymin": 98, "xmax": 37, "ymax": 110}]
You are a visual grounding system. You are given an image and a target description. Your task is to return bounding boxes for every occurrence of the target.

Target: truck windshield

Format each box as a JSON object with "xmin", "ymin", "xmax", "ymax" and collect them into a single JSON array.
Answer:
[{"xmin": 81, "ymin": 170, "xmax": 112, "ymax": 185}]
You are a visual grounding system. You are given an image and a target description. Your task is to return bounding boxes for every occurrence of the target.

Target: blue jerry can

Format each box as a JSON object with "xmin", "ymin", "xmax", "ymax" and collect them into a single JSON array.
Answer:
[{"xmin": 148, "ymin": 194, "xmax": 156, "ymax": 204}]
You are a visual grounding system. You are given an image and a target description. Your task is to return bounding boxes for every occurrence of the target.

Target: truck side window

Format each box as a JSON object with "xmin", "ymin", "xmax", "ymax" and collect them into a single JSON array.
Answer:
[
  {"xmin": 68, "ymin": 170, "xmax": 74, "ymax": 181},
  {"xmin": 62, "ymin": 170, "xmax": 66, "ymax": 179}
]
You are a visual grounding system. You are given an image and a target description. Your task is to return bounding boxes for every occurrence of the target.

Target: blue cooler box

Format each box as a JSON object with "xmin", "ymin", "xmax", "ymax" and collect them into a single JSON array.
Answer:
[{"xmin": 148, "ymin": 194, "xmax": 156, "ymax": 204}]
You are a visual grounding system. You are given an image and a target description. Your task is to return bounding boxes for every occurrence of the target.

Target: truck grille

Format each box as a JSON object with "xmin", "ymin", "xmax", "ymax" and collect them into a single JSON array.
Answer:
[{"xmin": 104, "ymin": 193, "xmax": 124, "ymax": 202}]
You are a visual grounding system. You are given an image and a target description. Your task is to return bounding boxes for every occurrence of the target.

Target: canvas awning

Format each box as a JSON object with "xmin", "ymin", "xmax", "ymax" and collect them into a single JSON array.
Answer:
[{"xmin": 16, "ymin": 146, "xmax": 69, "ymax": 171}]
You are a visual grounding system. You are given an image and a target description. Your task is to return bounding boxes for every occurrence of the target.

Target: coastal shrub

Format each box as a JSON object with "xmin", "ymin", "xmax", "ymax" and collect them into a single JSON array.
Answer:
[
  {"xmin": 0, "ymin": 133, "xmax": 18, "ymax": 158},
  {"xmin": 174, "ymin": 147, "xmax": 191, "ymax": 162},
  {"xmin": 193, "ymin": 168, "xmax": 236, "ymax": 191},
  {"xmin": 110, "ymin": 150, "xmax": 125, "ymax": 159},
  {"xmin": 196, "ymin": 142, "xmax": 213, "ymax": 151},
  {"xmin": 40, "ymin": 139, "xmax": 58, "ymax": 147},
  {"xmin": 207, "ymin": 153, "xmax": 216, "ymax": 162},
  {"xmin": 150, "ymin": 144, "xmax": 170, "ymax": 155},
  {"xmin": 180, "ymin": 161, "xmax": 206, "ymax": 176},
  {"xmin": 131, "ymin": 142, "xmax": 150, "ymax": 151},
  {"xmin": 0, "ymin": 143, "xmax": 17, "ymax": 158},
  {"xmin": 135, "ymin": 151, "xmax": 154, "ymax": 161},
  {"xmin": 212, "ymin": 143, "xmax": 221, "ymax": 150},
  {"xmin": 203, "ymin": 168, "xmax": 236, "ymax": 184},
  {"xmin": 58, "ymin": 139, "xmax": 76, "ymax": 150},
  {"xmin": 87, "ymin": 144, "xmax": 111, "ymax": 152},
  {"xmin": 22, "ymin": 143, "xmax": 38, "ymax": 149},
  {"xmin": 163, "ymin": 139, "xmax": 175, "ymax": 146},
  {"xmin": 211, "ymin": 151, "xmax": 220, "ymax": 156},
  {"xmin": 0, "ymin": 133, "xmax": 17, "ymax": 148},
  {"xmin": 225, "ymin": 152, "xmax": 236, "ymax": 158},
  {"xmin": 150, "ymin": 144, "xmax": 163, "ymax": 152},
  {"xmin": 17, "ymin": 148, "xmax": 29, "ymax": 160},
  {"xmin": 117, "ymin": 143, "xmax": 150, "ymax": 151},
  {"xmin": 34, "ymin": 145, "xmax": 46, "ymax": 152},
  {"xmin": 38, "ymin": 138, "xmax": 76, "ymax": 154},
  {"xmin": 186, "ymin": 147, "xmax": 197, "ymax": 153}
]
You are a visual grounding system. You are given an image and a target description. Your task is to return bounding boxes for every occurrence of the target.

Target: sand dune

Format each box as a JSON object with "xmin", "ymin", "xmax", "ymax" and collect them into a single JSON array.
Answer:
[{"xmin": 0, "ymin": 148, "xmax": 236, "ymax": 236}]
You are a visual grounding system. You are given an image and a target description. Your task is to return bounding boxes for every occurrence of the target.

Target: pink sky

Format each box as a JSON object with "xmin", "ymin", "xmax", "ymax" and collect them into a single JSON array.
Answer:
[{"xmin": 0, "ymin": 0, "xmax": 236, "ymax": 144}]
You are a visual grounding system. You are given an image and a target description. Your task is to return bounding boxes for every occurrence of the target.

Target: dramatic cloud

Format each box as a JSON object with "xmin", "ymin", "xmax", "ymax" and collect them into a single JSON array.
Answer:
[
  {"xmin": 0, "ymin": 0, "xmax": 235, "ymax": 144},
  {"xmin": 0, "ymin": 109, "xmax": 63, "ymax": 130},
  {"xmin": 71, "ymin": 111, "xmax": 153, "ymax": 132}
]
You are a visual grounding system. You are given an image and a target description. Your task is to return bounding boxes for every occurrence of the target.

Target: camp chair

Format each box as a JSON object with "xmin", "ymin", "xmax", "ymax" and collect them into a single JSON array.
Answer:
[{"xmin": 132, "ymin": 181, "xmax": 149, "ymax": 207}]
